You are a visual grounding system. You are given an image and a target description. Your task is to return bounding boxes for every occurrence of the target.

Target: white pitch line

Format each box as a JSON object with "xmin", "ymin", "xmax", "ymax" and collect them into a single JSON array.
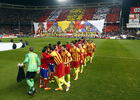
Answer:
[{"xmin": 95, "ymin": 55, "xmax": 140, "ymax": 60}]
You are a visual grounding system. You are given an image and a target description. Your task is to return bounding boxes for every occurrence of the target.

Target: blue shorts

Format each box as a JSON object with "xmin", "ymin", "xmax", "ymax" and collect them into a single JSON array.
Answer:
[
  {"xmin": 40, "ymin": 68, "xmax": 48, "ymax": 78},
  {"xmin": 49, "ymin": 65, "xmax": 55, "ymax": 72}
]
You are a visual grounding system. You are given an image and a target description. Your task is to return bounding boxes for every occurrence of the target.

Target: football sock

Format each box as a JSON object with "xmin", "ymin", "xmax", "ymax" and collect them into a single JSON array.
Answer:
[
  {"xmin": 84, "ymin": 59, "xmax": 86, "ymax": 65},
  {"xmin": 78, "ymin": 67, "xmax": 80, "ymax": 72},
  {"xmin": 90, "ymin": 57, "xmax": 92, "ymax": 62},
  {"xmin": 26, "ymin": 79, "xmax": 33, "ymax": 89},
  {"xmin": 62, "ymin": 76, "xmax": 65, "ymax": 80},
  {"xmin": 67, "ymin": 74, "xmax": 70, "ymax": 83},
  {"xmin": 58, "ymin": 80, "xmax": 63, "ymax": 89},
  {"xmin": 30, "ymin": 79, "xmax": 34, "ymax": 86},
  {"xmin": 31, "ymin": 87, "xmax": 35, "ymax": 91},
  {"xmin": 75, "ymin": 69, "xmax": 78, "ymax": 78},
  {"xmin": 81, "ymin": 65, "xmax": 84, "ymax": 72},
  {"xmin": 74, "ymin": 68, "xmax": 76, "ymax": 73},
  {"xmin": 87, "ymin": 56, "xmax": 90, "ymax": 61},
  {"xmin": 39, "ymin": 76, "xmax": 43, "ymax": 85},
  {"xmin": 44, "ymin": 78, "xmax": 47, "ymax": 88},
  {"xmin": 92, "ymin": 52, "xmax": 95, "ymax": 57},
  {"xmin": 55, "ymin": 76, "xmax": 62, "ymax": 89},
  {"xmin": 29, "ymin": 89, "xmax": 32, "ymax": 93},
  {"xmin": 50, "ymin": 72, "xmax": 53, "ymax": 81},
  {"xmin": 59, "ymin": 78, "xmax": 69, "ymax": 87},
  {"xmin": 48, "ymin": 70, "xmax": 50, "ymax": 79}
]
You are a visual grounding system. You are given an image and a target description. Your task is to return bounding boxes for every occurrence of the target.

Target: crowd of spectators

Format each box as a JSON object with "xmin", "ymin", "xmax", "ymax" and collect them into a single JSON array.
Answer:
[
  {"xmin": 56, "ymin": 9, "xmax": 71, "ymax": 21},
  {"xmin": 46, "ymin": 9, "xmax": 62, "ymax": 22},
  {"xmin": 122, "ymin": 28, "xmax": 137, "ymax": 35},
  {"xmin": 66, "ymin": 8, "xmax": 85, "ymax": 21},
  {"xmin": 0, "ymin": 25, "xmax": 32, "ymax": 35},
  {"xmin": 0, "ymin": 6, "xmax": 136, "ymax": 36},
  {"xmin": 102, "ymin": 27, "xmax": 137, "ymax": 37},
  {"xmin": 0, "ymin": 8, "xmax": 48, "ymax": 23}
]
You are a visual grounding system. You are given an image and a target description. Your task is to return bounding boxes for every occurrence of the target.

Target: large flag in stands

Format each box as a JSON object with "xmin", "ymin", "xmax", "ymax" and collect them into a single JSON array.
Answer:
[{"xmin": 33, "ymin": 20, "xmax": 104, "ymax": 37}]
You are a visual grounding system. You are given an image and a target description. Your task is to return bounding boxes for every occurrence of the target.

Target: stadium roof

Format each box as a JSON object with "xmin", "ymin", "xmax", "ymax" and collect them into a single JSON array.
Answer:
[
  {"xmin": 0, "ymin": 2, "xmax": 122, "ymax": 10},
  {"xmin": 0, "ymin": 0, "xmax": 139, "ymax": 25},
  {"xmin": 0, "ymin": 0, "xmax": 122, "ymax": 6}
]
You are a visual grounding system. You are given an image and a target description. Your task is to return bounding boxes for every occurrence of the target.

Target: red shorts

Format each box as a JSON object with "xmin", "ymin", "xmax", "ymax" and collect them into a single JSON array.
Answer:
[
  {"xmin": 65, "ymin": 65, "xmax": 70, "ymax": 74},
  {"xmin": 80, "ymin": 60, "xmax": 84, "ymax": 65},
  {"xmin": 84, "ymin": 54, "xmax": 87, "ymax": 59},
  {"xmin": 72, "ymin": 61, "xmax": 79, "ymax": 68},
  {"xmin": 54, "ymin": 63, "xmax": 65, "ymax": 78},
  {"xmin": 87, "ymin": 52, "xmax": 92, "ymax": 57}
]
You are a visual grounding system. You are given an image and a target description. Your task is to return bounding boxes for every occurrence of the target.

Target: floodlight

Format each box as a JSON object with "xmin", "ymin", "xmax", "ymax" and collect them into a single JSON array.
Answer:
[{"xmin": 58, "ymin": 0, "xmax": 67, "ymax": 2}]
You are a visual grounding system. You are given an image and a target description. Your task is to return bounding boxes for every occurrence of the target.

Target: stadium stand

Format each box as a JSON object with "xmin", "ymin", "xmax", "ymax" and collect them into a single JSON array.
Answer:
[
  {"xmin": 0, "ymin": 6, "xmax": 121, "ymax": 23},
  {"xmin": 96, "ymin": 7, "xmax": 110, "ymax": 14},
  {"xmin": 0, "ymin": 8, "xmax": 47, "ymax": 23},
  {"xmin": 81, "ymin": 8, "xmax": 96, "ymax": 20},
  {"xmin": 0, "ymin": 25, "xmax": 31, "ymax": 34},
  {"xmin": 66, "ymin": 8, "xmax": 85, "ymax": 21},
  {"xmin": 105, "ymin": 25, "xmax": 119, "ymax": 32},
  {"xmin": 38, "ymin": 10, "xmax": 52, "ymax": 22},
  {"xmin": 0, "ymin": 1, "xmax": 122, "ymax": 34},
  {"xmin": 93, "ymin": 7, "xmax": 110, "ymax": 20},
  {"xmin": 46, "ymin": 9, "xmax": 62, "ymax": 22},
  {"xmin": 56, "ymin": 9, "xmax": 71, "ymax": 21},
  {"xmin": 107, "ymin": 7, "xmax": 121, "ymax": 23}
]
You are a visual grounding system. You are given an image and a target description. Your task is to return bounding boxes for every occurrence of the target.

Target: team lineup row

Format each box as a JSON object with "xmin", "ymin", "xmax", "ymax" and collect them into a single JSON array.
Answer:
[{"xmin": 18, "ymin": 38, "xmax": 96, "ymax": 96}]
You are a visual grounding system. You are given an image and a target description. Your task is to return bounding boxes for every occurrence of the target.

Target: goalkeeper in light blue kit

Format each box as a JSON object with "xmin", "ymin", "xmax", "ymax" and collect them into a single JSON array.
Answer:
[{"xmin": 19, "ymin": 47, "xmax": 41, "ymax": 96}]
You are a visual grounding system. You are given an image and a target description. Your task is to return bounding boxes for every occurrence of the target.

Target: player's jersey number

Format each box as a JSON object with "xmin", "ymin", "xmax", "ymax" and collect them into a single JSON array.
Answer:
[{"xmin": 32, "ymin": 55, "xmax": 35, "ymax": 62}]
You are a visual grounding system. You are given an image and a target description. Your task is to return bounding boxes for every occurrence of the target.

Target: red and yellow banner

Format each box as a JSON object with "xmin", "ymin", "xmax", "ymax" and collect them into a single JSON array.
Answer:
[{"xmin": 33, "ymin": 20, "xmax": 104, "ymax": 37}]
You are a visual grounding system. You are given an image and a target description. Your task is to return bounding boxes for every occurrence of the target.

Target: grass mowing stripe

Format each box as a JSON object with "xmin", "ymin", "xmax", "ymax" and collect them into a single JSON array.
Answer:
[
  {"xmin": 95, "ymin": 55, "xmax": 140, "ymax": 60},
  {"xmin": 0, "ymin": 38, "xmax": 140, "ymax": 100},
  {"xmin": 117, "ymin": 40, "xmax": 140, "ymax": 58}
]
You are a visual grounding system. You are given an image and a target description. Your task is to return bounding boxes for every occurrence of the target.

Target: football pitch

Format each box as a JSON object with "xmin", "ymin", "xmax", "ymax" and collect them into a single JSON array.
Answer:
[{"xmin": 0, "ymin": 38, "xmax": 140, "ymax": 100}]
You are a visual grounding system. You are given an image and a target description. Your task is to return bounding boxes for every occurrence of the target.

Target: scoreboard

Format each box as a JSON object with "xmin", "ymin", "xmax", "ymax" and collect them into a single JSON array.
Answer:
[{"xmin": 127, "ymin": 7, "xmax": 140, "ymax": 28}]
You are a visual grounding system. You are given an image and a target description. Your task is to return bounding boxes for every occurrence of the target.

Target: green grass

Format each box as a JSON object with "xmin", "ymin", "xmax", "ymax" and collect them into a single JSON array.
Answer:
[{"xmin": 0, "ymin": 38, "xmax": 140, "ymax": 100}]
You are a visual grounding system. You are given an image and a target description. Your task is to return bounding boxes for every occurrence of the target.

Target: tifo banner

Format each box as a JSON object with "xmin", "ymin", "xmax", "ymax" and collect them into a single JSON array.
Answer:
[
  {"xmin": 130, "ymin": 7, "xmax": 140, "ymax": 14},
  {"xmin": 33, "ymin": 20, "xmax": 105, "ymax": 37},
  {"xmin": 33, "ymin": 22, "xmax": 47, "ymax": 36},
  {"xmin": 78, "ymin": 20, "xmax": 105, "ymax": 32}
]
